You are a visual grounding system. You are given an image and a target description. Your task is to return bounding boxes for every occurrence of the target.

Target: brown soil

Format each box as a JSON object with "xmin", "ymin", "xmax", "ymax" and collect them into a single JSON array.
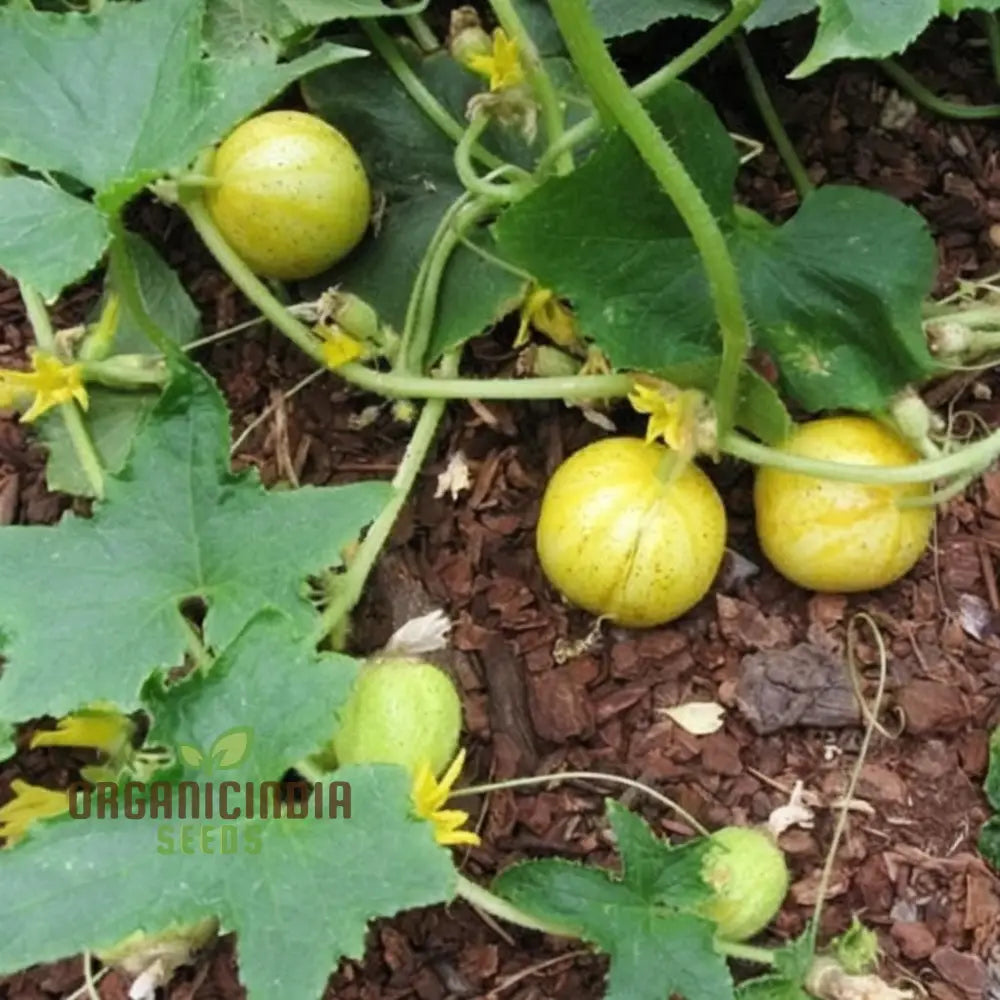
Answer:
[{"xmin": 4, "ymin": 15, "xmax": 1000, "ymax": 1000}]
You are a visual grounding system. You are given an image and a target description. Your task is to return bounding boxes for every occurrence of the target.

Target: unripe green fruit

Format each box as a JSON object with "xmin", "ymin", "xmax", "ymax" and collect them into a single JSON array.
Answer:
[
  {"xmin": 333, "ymin": 658, "xmax": 462, "ymax": 776},
  {"xmin": 698, "ymin": 826, "xmax": 789, "ymax": 941}
]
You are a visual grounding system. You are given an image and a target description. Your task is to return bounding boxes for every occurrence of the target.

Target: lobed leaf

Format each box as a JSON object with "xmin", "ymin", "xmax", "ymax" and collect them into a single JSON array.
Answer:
[
  {"xmin": 0, "ymin": 765, "xmax": 455, "ymax": 1000},
  {"xmin": 495, "ymin": 801, "xmax": 732, "ymax": 1000},
  {"xmin": 0, "ymin": 363, "xmax": 389, "ymax": 722},
  {"xmin": 494, "ymin": 82, "xmax": 938, "ymax": 413}
]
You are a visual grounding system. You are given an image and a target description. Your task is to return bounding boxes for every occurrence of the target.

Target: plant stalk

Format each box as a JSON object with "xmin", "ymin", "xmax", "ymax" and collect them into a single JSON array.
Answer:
[
  {"xmin": 721, "ymin": 427, "xmax": 1000, "ymax": 484},
  {"xmin": 454, "ymin": 874, "xmax": 575, "ymax": 936},
  {"xmin": 548, "ymin": 0, "xmax": 749, "ymax": 437},
  {"xmin": 879, "ymin": 59, "xmax": 1000, "ymax": 120},
  {"xmin": 311, "ymin": 357, "xmax": 456, "ymax": 647},
  {"xmin": 733, "ymin": 33, "xmax": 812, "ymax": 199},
  {"xmin": 539, "ymin": 0, "xmax": 762, "ymax": 172},
  {"xmin": 17, "ymin": 281, "xmax": 105, "ymax": 498},
  {"xmin": 360, "ymin": 21, "xmax": 506, "ymax": 173},
  {"xmin": 489, "ymin": 0, "xmax": 573, "ymax": 174}
]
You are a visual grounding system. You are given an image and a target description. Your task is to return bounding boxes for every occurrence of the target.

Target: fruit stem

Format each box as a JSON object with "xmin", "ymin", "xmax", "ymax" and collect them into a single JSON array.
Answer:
[
  {"xmin": 452, "ymin": 770, "xmax": 711, "ymax": 836},
  {"xmin": 488, "ymin": 0, "xmax": 573, "ymax": 175},
  {"xmin": 359, "ymin": 21, "xmax": 506, "ymax": 173},
  {"xmin": 720, "ymin": 427, "xmax": 1000, "ymax": 485},
  {"xmin": 733, "ymin": 33, "xmax": 812, "ymax": 199},
  {"xmin": 311, "ymin": 356, "xmax": 457, "ymax": 648},
  {"xmin": 184, "ymin": 187, "xmax": 636, "ymax": 399},
  {"xmin": 879, "ymin": 59, "xmax": 1000, "ymax": 120},
  {"xmin": 17, "ymin": 280, "xmax": 105, "ymax": 499},
  {"xmin": 538, "ymin": 0, "xmax": 762, "ymax": 173},
  {"xmin": 548, "ymin": 0, "xmax": 750, "ymax": 438},
  {"xmin": 454, "ymin": 874, "xmax": 576, "ymax": 936}
]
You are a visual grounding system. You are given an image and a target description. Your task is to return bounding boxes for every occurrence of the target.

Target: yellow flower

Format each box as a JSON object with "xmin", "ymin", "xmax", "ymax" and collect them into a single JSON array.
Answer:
[
  {"xmin": 628, "ymin": 380, "xmax": 708, "ymax": 459},
  {"xmin": 0, "ymin": 351, "xmax": 88, "ymax": 423},
  {"xmin": 315, "ymin": 323, "xmax": 364, "ymax": 369},
  {"xmin": 466, "ymin": 29, "xmax": 524, "ymax": 92},
  {"xmin": 411, "ymin": 749, "xmax": 481, "ymax": 847},
  {"xmin": 0, "ymin": 780, "xmax": 71, "ymax": 846},
  {"xmin": 516, "ymin": 287, "xmax": 579, "ymax": 349},
  {"xmin": 31, "ymin": 708, "xmax": 134, "ymax": 757}
]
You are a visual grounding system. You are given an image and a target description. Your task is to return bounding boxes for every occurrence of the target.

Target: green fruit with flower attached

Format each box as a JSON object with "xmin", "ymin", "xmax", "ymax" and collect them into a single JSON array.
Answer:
[{"xmin": 332, "ymin": 658, "xmax": 462, "ymax": 776}]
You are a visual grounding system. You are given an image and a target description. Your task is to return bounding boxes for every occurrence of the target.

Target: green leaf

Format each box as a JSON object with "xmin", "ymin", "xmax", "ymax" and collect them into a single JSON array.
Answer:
[
  {"xmin": 0, "ymin": 765, "xmax": 455, "ymax": 1000},
  {"xmin": 980, "ymin": 815, "xmax": 1000, "ymax": 869},
  {"xmin": 0, "ymin": 0, "xmax": 365, "ymax": 212},
  {"xmin": 0, "ymin": 176, "xmax": 109, "ymax": 299},
  {"xmin": 790, "ymin": 0, "xmax": 937, "ymax": 77},
  {"xmin": 204, "ymin": 0, "xmax": 427, "ymax": 59},
  {"xmin": 145, "ymin": 612, "xmax": 357, "ymax": 783},
  {"xmin": 494, "ymin": 82, "xmax": 938, "ymax": 413},
  {"xmin": 0, "ymin": 363, "xmax": 389, "ymax": 723},
  {"xmin": 495, "ymin": 801, "xmax": 733, "ymax": 1000},
  {"xmin": 588, "ymin": 0, "xmax": 725, "ymax": 37},
  {"xmin": 746, "ymin": 0, "xmax": 818, "ymax": 30},
  {"xmin": 0, "ymin": 721, "xmax": 13, "ymax": 763},
  {"xmin": 39, "ymin": 388, "xmax": 158, "ymax": 499},
  {"xmin": 941, "ymin": 0, "xmax": 1000, "ymax": 12},
  {"xmin": 301, "ymin": 45, "xmax": 529, "ymax": 362},
  {"xmin": 110, "ymin": 233, "xmax": 200, "ymax": 354}
]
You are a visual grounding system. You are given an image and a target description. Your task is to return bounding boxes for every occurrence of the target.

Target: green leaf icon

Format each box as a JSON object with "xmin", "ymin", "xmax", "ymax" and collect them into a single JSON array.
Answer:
[
  {"xmin": 178, "ymin": 744, "xmax": 205, "ymax": 769},
  {"xmin": 210, "ymin": 727, "xmax": 253, "ymax": 770}
]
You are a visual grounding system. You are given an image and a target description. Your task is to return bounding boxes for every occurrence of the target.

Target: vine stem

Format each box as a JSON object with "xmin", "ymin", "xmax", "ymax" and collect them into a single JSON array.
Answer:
[
  {"xmin": 733, "ymin": 33, "xmax": 812, "ymax": 199},
  {"xmin": 311, "ymin": 357, "xmax": 456, "ymax": 648},
  {"xmin": 539, "ymin": 0, "xmax": 762, "ymax": 173},
  {"xmin": 16, "ymin": 281, "xmax": 105, "ymax": 498},
  {"xmin": 183, "ymin": 188, "xmax": 636, "ymax": 400},
  {"xmin": 454, "ymin": 116, "xmax": 534, "ymax": 201},
  {"xmin": 360, "ymin": 21, "xmax": 505, "ymax": 173},
  {"xmin": 488, "ymin": 0, "xmax": 573, "ymax": 175},
  {"xmin": 983, "ymin": 12, "xmax": 1000, "ymax": 86},
  {"xmin": 879, "ymin": 59, "xmax": 1000, "ymax": 120},
  {"xmin": 720, "ymin": 427, "xmax": 1000, "ymax": 484},
  {"xmin": 452, "ymin": 770, "xmax": 710, "ymax": 837},
  {"xmin": 456, "ymin": 875, "xmax": 776, "ymax": 966},
  {"xmin": 548, "ymin": 0, "xmax": 749, "ymax": 437}
]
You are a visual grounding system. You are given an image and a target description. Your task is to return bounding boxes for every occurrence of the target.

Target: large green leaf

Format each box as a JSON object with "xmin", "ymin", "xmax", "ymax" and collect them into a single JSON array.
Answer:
[
  {"xmin": 204, "ymin": 0, "xmax": 428, "ymax": 59},
  {"xmin": 495, "ymin": 801, "xmax": 733, "ymax": 1000},
  {"xmin": 144, "ymin": 611, "xmax": 357, "ymax": 785},
  {"xmin": 791, "ymin": 0, "xmax": 937, "ymax": 77},
  {"xmin": 0, "ymin": 176, "xmax": 109, "ymax": 299},
  {"xmin": 0, "ymin": 765, "xmax": 454, "ymax": 1000},
  {"xmin": 0, "ymin": 363, "xmax": 389, "ymax": 722},
  {"xmin": 494, "ymin": 82, "xmax": 937, "ymax": 413},
  {"xmin": 302, "ymin": 45, "xmax": 528, "ymax": 363}
]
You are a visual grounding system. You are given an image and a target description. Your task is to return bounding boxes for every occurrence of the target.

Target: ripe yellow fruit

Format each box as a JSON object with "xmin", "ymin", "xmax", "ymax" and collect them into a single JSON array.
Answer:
[
  {"xmin": 206, "ymin": 110, "xmax": 371, "ymax": 280},
  {"xmin": 754, "ymin": 416, "xmax": 934, "ymax": 592},
  {"xmin": 535, "ymin": 437, "xmax": 726, "ymax": 627}
]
